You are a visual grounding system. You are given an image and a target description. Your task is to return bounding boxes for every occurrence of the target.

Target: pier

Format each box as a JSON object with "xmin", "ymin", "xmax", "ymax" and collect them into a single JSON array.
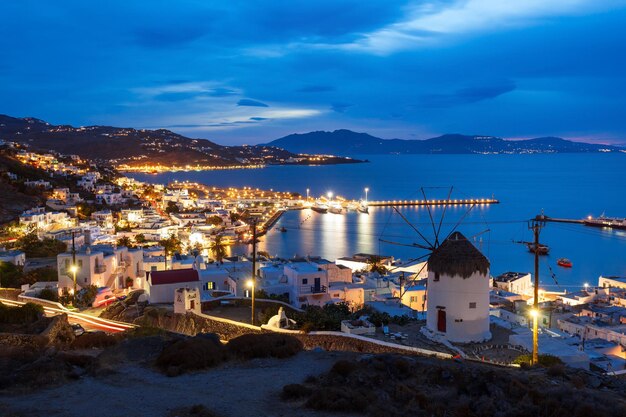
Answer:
[
  {"xmin": 367, "ymin": 198, "xmax": 499, "ymax": 207},
  {"xmin": 534, "ymin": 214, "xmax": 584, "ymax": 224}
]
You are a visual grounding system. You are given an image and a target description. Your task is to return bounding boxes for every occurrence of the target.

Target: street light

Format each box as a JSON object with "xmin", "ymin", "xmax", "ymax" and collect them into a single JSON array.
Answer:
[
  {"xmin": 327, "ymin": 191, "xmax": 333, "ymax": 200},
  {"xmin": 247, "ymin": 279, "xmax": 255, "ymax": 325},
  {"xmin": 584, "ymin": 283, "xmax": 589, "ymax": 291},
  {"xmin": 306, "ymin": 188, "xmax": 310, "ymax": 200},
  {"xmin": 69, "ymin": 265, "xmax": 78, "ymax": 305},
  {"xmin": 365, "ymin": 187, "xmax": 369, "ymax": 202}
]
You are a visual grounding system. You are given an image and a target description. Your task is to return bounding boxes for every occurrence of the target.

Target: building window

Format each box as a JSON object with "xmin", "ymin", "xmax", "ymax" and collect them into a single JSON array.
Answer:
[
  {"xmin": 203, "ymin": 282, "xmax": 215, "ymax": 291},
  {"xmin": 302, "ymin": 278, "xmax": 308, "ymax": 285},
  {"xmin": 434, "ymin": 272, "xmax": 440, "ymax": 282},
  {"xmin": 469, "ymin": 302, "xmax": 477, "ymax": 309}
]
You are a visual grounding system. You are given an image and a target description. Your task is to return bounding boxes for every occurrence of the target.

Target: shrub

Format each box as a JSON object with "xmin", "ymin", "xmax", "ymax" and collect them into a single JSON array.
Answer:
[
  {"xmin": 75, "ymin": 284, "xmax": 98, "ymax": 308},
  {"xmin": 513, "ymin": 354, "xmax": 564, "ymax": 367},
  {"xmin": 156, "ymin": 336, "xmax": 227, "ymax": 376},
  {"xmin": 293, "ymin": 303, "xmax": 352, "ymax": 331},
  {"xmin": 260, "ymin": 305, "xmax": 280, "ymax": 324},
  {"xmin": 16, "ymin": 232, "xmax": 67, "ymax": 258},
  {"xmin": 71, "ymin": 332, "xmax": 120, "ymax": 349},
  {"xmin": 38, "ymin": 288, "xmax": 59, "ymax": 302},
  {"xmin": 0, "ymin": 302, "xmax": 44, "ymax": 324},
  {"xmin": 59, "ymin": 288, "xmax": 73, "ymax": 306},
  {"xmin": 305, "ymin": 387, "xmax": 369, "ymax": 413},
  {"xmin": 330, "ymin": 360, "xmax": 358, "ymax": 377},
  {"xmin": 282, "ymin": 384, "xmax": 312, "ymax": 400},
  {"xmin": 227, "ymin": 333, "xmax": 302, "ymax": 359},
  {"xmin": 166, "ymin": 405, "xmax": 221, "ymax": 417}
]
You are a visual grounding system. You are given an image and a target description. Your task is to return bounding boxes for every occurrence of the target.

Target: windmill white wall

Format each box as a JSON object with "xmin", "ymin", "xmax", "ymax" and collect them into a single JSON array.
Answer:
[{"xmin": 425, "ymin": 232, "xmax": 491, "ymax": 343}]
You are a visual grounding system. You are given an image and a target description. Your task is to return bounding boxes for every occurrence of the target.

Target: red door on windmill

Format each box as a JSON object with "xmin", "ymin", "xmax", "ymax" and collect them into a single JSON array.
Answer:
[{"xmin": 437, "ymin": 309, "xmax": 446, "ymax": 333}]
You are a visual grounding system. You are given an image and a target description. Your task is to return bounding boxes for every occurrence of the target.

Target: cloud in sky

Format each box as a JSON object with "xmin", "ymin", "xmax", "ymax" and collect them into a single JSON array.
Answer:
[
  {"xmin": 1, "ymin": 1, "xmax": 626, "ymax": 144},
  {"xmin": 237, "ymin": 99, "xmax": 269, "ymax": 107}
]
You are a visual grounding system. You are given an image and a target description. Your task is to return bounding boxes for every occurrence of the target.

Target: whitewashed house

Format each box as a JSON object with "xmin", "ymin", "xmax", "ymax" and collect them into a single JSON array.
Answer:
[
  {"xmin": 57, "ymin": 246, "xmax": 144, "ymax": 292},
  {"xmin": 493, "ymin": 272, "xmax": 532, "ymax": 296},
  {"xmin": 0, "ymin": 249, "xmax": 26, "ymax": 266}
]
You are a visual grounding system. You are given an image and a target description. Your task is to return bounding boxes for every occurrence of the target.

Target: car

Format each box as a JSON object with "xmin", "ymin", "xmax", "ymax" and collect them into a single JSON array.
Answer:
[
  {"xmin": 92, "ymin": 287, "xmax": 117, "ymax": 308},
  {"xmin": 71, "ymin": 323, "xmax": 85, "ymax": 336}
]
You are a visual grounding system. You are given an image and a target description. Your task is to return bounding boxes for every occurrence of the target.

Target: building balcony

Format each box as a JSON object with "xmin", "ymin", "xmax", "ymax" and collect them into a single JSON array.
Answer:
[
  {"xmin": 94, "ymin": 264, "xmax": 107, "ymax": 274},
  {"xmin": 310, "ymin": 285, "xmax": 327, "ymax": 294}
]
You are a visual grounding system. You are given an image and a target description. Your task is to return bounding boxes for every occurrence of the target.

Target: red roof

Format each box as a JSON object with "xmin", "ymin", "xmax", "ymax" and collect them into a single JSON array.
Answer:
[{"xmin": 149, "ymin": 269, "xmax": 199, "ymax": 286}]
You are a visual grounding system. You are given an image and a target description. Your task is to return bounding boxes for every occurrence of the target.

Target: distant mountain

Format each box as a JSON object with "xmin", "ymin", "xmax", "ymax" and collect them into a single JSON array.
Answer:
[
  {"xmin": 0, "ymin": 115, "xmax": 360, "ymax": 168},
  {"xmin": 265, "ymin": 129, "xmax": 624, "ymax": 155}
]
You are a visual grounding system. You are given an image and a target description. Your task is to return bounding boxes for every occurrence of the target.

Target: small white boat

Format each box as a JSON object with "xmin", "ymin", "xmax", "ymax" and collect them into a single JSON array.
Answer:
[{"xmin": 329, "ymin": 203, "xmax": 343, "ymax": 214}]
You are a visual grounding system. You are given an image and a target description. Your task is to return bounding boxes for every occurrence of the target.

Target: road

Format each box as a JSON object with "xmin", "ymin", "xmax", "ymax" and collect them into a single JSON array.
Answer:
[{"xmin": 0, "ymin": 297, "xmax": 135, "ymax": 333}]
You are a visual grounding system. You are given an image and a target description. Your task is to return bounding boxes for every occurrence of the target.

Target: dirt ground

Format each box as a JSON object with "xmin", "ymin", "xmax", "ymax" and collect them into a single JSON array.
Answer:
[{"xmin": 0, "ymin": 350, "xmax": 351, "ymax": 417}]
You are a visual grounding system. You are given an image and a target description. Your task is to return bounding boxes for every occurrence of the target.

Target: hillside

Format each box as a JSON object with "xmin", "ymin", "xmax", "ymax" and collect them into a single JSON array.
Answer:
[
  {"xmin": 266, "ymin": 129, "xmax": 624, "ymax": 155},
  {"xmin": 0, "ymin": 115, "xmax": 360, "ymax": 168}
]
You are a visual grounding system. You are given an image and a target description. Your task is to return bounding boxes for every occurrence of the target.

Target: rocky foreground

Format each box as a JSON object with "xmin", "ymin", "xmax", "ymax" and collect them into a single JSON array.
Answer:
[{"xmin": 1, "ymin": 310, "xmax": 626, "ymax": 417}]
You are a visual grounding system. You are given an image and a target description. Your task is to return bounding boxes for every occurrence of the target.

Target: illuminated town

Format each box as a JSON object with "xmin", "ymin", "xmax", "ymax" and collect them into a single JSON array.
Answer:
[{"xmin": 2, "ymin": 2, "xmax": 626, "ymax": 416}]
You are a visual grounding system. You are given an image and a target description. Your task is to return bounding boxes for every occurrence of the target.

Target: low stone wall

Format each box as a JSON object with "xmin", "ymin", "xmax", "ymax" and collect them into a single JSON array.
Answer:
[
  {"xmin": 0, "ymin": 288, "xmax": 22, "ymax": 301},
  {"xmin": 18, "ymin": 295, "xmax": 66, "ymax": 310},
  {"xmin": 0, "ymin": 332, "xmax": 47, "ymax": 349},
  {"xmin": 41, "ymin": 314, "xmax": 75, "ymax": 347},
  {"xmin": 135, "ymin": 308, "xmax": 264, "ymax": 339},
  {"xmin": 0, "ymin": 314, "xmax": 74, "ymax": 348}
]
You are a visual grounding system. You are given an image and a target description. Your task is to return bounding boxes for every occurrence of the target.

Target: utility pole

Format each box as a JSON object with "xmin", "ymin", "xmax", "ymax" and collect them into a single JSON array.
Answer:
[
  {"xmin": 529, "ymin": 218, "xmax": 545, "ymax": 365},
  {"xmin": 250, "ymin": 216, "xmax": 258, "ymax": 325},
  {"xmin": 71, "ymin": 231, "xmax": 77, "ymax": 303}
]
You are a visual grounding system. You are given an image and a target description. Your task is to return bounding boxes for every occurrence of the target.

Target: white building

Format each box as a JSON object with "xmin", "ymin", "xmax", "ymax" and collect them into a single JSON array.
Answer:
[
  {"xmin": 57, "ymin": 246, "xmax": 145, "ymax": 291},
  {"xmin": 144, "ymin": 269, "xmax": 202, "ymax": 304},
  {"xmin": 426, "ymin": 232, "xmax": 491, "ymax": 343},
  {"xmin": 335, "ymin": 253, "xmax": 394, "ymax": 272},
  {"xmin": 0, "ymin": 250, "xmax": 26, "ymax": 266},
  {"xmin": 19, "ymin": 207, "xmax": 72, "ymax": 231},
  {"xmin": 493, "ymin": 272, "xmax": 532, "ymax": 296},
  {"xmin": 599, "ymin": 275, "xmax": 626, "ymax": 290}
]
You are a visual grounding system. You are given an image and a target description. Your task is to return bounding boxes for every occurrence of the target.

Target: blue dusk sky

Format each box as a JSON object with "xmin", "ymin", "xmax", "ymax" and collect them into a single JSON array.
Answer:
[{"xmin": 2, "ymin": 1, "xmax": 626, "ymax": 145}]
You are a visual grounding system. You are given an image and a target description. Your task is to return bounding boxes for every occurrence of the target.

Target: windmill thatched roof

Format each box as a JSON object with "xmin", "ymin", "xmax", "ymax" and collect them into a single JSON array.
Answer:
[{"xmin": 428, "ymin": 231, "xmax": 490, "ymax": 279}]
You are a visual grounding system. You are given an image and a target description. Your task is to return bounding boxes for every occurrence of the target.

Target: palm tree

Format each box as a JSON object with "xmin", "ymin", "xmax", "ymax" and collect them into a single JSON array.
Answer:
[
  {"xmin": 116, "ymin": 236, "xmax": 134, "ymax": 248},
  {"xmin": 366, "ymin": 255, "xmax": 387, "ymax": 276},
  {"xmin": 209, "ymin": 234, "xmax": 228, "ymax": 264}
]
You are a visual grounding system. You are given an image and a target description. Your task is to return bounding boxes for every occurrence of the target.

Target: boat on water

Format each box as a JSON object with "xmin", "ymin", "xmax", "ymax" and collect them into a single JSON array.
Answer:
[
  {"xmin": 557, "ymin": 258, "xmax": 573, "ymax": 268},
  {"xmin": 584, "ymin": 216, "xmax": 626, "ymax": 230},
  {"xmin": 311, "ymin": 201, "xmax": 328, "ymax": 213},
  {"xmin": 357, "ymin": 200, "xmax": 369, "ymax": 214},
  {"xmin": 279, "ymin": 226, "xmax": 288, "ymax": 233},
  {"xmin": 527, "ymin": 243, "xmax": 549, "ymax": 255},
  {"xmin": 346, "ymin": 202, "xmax": 359, "ymax": 211},
  {"xmin": 329, "ymin": 203, "xmax": 343, "ymax": 214}
]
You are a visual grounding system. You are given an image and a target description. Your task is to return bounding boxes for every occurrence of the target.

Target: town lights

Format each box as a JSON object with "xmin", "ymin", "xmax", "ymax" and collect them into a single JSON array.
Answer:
[
  {"xmin": 69, "ymin": 265, "xmax": 78, "ymax": 305},
  {"xmin": 247, "ymin": 279, "xmax": 255, "ymax": 325},
  {"xmin": 584, "ymin": 283, "xmax": 589, "ymax": 290},
  {"xmin": 529, "ymin": 308, "xmax": 539, "ymax": 318}
]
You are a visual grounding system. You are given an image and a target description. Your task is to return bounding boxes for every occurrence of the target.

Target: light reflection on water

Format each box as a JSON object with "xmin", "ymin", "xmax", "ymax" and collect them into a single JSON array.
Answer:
[{"xmin": 132, "ymin": 153, "xmax": 626, "ymax": 291}]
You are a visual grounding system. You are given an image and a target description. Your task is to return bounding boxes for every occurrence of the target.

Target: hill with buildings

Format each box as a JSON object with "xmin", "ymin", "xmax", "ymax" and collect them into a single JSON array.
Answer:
[
  {"xmin": 266, "ymin": 129, "xmax": 624, "ymax": 155},
  {"xmin": 0, "ymin": 115, "xmax": 361, "ymax": 169}
]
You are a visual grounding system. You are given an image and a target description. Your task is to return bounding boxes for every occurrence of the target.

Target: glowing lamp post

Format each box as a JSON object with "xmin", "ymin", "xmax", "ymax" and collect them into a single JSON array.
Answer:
[
  {"xmin": 247, "ymin": 279, "xmax": 255, "ymax": 325},
  {"xmin": 69, "ymin": 264, "xmax": 78, "ymax": 305},
  {"xmin": 365, "ymin": 187, "xmax": 369, "ymax": 202}
]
